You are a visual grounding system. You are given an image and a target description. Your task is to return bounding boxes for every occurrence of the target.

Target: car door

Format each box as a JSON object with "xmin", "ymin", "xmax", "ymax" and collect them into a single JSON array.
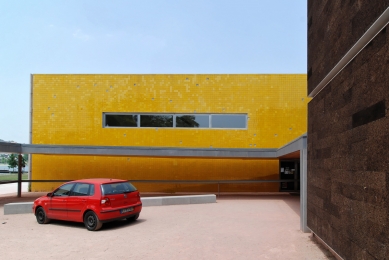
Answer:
[
  {"xmin": 67, "ymin": 183, "xmax": 94, "ymax": 222},
  {"xmin": 48, "ymin": 183, "xmax": 74, "ymax": 220}
]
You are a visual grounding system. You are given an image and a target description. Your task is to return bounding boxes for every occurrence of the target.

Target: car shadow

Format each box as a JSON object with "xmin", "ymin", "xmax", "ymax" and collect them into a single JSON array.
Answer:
[
  {"xmin": 100, "ymin": 218, "xmax": 146, "ymax": 231},
  {"xmin": 46, "ymin": 218, "xmax": 146, "ymax": 231},
  {"xmin": 48, "ymin": 220, "xmax": 86, "ymax": 230}
]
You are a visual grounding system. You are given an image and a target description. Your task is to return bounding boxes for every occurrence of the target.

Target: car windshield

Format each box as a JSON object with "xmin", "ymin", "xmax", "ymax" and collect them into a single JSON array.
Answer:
[{"xmin": 101, "ymin": 182, "xmax": 137, "ymax": 195}]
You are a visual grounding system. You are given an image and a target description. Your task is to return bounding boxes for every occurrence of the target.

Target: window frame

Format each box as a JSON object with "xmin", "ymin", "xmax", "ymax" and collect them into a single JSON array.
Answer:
[{"xmin": 103, "ymin": 113, "xmax": 247, "ymax": 129}]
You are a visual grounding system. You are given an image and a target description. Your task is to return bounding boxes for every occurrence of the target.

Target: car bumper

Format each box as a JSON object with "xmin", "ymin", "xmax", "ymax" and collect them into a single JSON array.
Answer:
[
  {"xmin": 100, "ymin": 211, "xmax": 140, "ymax": 223},
  {"xmin": 98, "ymin": 203, "xmax": 142, "ymax": 221}
]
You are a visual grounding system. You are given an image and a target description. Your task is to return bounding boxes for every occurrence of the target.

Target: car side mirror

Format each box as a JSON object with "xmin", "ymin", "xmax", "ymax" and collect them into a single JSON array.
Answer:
[{"xmin": 47, "ymin": 192, "xmax": 53, "ymax": 197}]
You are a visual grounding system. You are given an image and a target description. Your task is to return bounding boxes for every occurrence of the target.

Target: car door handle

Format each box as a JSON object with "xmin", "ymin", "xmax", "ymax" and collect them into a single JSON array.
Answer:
[{"xmin": 82, "ymin": 200, "xmax": 86, "ymax": 202}]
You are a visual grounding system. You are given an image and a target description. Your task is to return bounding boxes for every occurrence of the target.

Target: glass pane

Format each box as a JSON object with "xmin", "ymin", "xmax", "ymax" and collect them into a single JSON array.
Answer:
[
  {"xmin": 102, "ymin": 182, "xmax": 137, "ymax": 195},
  {"xmin": 90, "ymin": 185, "xmax": 95, "ymax": 196},
  {"xmin": 140, "ymin": 115, "xmax": 173, "ymax": 127},
  {"xmin": 211, "ymin": 115, "xmax": 246, "ymax": 128},
  {"xmin": 71, "ymin": 183, "xmax": 91, "ymax": 196},
  {"xmin": 53, "ymin": 183, "xmax": 74, "ymax": 196},
  {"xmin": 105, "ymin": 114, "xmax": 137, "ymax": 127},
  {"xmin": 176, "ymin": 115, "xmax": 209, "ymax": 128}
]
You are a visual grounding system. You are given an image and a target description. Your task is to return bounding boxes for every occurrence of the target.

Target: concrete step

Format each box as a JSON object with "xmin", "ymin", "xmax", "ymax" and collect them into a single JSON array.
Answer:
[
  {"xmin": 4, "ymin": 194, "xmax": 217, "ymax": 215},
  {"xmin": 141, "ymin": 194, "xmax": 216, "ymax": 206},
  {"xmin": 4, "ymin": 202, "xmax": 33, "ymax": 215}
]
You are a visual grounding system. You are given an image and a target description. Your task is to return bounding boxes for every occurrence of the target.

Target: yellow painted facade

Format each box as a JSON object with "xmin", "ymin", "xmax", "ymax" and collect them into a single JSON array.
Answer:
[{"xmin": 31, "ymin": 74, "xmax": 308, "ymax": 192}]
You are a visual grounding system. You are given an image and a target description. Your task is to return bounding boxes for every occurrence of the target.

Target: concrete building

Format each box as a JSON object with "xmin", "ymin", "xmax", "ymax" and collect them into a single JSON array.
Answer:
[
  {"xmin": 30, "ymin": 74, "xmax": 308, "ymax": 192},
  {"xmin": 307, "ymin": 2, "xmax": 389, "ymax": 259}
]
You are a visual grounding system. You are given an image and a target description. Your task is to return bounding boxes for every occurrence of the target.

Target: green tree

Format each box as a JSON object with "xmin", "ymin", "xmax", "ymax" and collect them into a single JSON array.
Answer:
[
  {"xmin": 176, "ymin": 115, "xmax": 200, "ymax": 127},
  {"xmin": 141, "ymin": 115, "xmax": 173, "ymax": 127},
  {"xmin": 20, "ymin": 155, "xmax": 27, "ymax": 168},
  {"xmin": 7, "ymin": 154, "xmax": 18, "ymax": 172},
  {"xmin": 22, "ymin": 154, "xmax": 28, "ymax": 165},
  {"xmin": 106, "ymin": 115, "xmax": 137, "ymax": 127}
]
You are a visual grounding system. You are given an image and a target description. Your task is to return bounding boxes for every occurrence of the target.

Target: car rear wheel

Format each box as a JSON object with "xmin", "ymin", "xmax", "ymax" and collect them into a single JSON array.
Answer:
[
  {"xmin": 36, "ymin": 207, "xmax": 50, "ymax": 224},
  {"xmin": 84, "ymin": 211, "xmax": 103, "ymax": 231},
  {"xmin": 126, "ymin": 213, "xmax": 139, "ymax": 221}
]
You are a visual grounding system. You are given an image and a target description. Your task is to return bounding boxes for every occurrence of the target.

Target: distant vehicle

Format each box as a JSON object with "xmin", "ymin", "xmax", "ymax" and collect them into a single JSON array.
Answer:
[{"xmin": 33, "ymin": 178, "xmax": 142, "ymax": 231}]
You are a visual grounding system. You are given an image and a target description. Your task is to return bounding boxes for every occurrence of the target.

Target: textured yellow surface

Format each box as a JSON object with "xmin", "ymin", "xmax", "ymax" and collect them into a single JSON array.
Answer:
[
  {"xmin": 31, "ymin": 74, "xmax": 308, "ymax": 192},
  {"xmin": 31, "ymin": 155, "xmax": 280, "ymax": 192}
]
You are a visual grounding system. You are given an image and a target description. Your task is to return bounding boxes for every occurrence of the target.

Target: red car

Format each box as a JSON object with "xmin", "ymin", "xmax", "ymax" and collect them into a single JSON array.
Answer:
[{"xmin": 33, "ymin": 178, "xmax": 142, "ymax": 231}]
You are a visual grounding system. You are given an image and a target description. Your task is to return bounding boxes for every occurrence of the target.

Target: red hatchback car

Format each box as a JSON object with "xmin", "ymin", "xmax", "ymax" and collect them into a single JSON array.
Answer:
[{"xmin": 33, "ymin": 178, "xmax": 142, "ymax": 231}]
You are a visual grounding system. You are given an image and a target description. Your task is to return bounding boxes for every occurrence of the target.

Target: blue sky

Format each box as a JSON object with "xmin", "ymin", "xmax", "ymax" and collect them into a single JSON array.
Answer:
[{"xmin": 0, "ymin": 0, "xmax": 307, "ymax": 143}]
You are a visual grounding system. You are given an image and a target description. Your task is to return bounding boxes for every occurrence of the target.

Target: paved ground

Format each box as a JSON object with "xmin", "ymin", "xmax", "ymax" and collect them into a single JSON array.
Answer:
[{"xmin": 0, "ymin": 192, "xmax": 335, "ymax": 260}]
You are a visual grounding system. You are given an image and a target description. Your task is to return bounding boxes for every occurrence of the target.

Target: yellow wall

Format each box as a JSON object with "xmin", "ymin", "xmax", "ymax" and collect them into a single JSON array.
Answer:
[
  {"xmin": 31, "ymin": 155, "xmax": 279, "ymax": 192},
  {"xmin": 31, "ymin": 74, "xmax": 308, "ymax": 192}
]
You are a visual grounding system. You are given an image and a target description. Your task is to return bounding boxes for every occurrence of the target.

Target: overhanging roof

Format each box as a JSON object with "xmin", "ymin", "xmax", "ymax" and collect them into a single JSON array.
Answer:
[{"xmin": 0, "ymin": 134, "xmax": 306, "ymax": 159}]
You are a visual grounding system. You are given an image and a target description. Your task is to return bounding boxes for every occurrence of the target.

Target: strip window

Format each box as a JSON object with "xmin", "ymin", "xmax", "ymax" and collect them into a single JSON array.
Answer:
[
  {"xmin": 140, "ymin": 115, "xmax": 173, "ymax": 128},
  {"xmin": 105, "ymin": 114, "xmax": 138, "ymax": 127},
  {"xmin": 211, "ymin": 115, "xmax": 247, "ymax": 128},
  {"xmin": 103, "ymin": 113, "xmax": 247, "ymax": 129}
]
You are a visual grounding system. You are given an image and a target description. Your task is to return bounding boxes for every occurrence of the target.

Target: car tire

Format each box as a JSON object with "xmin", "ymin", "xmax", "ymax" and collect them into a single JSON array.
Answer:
[
  {"xmin": 126, "ymin": 213, "xmax": 139, "ymax": 221},
  {"xmin": 84, "ymin": 211, "xmax": 103, "ymax": 231},
  {"xmin": 36, "ymin": 207, "xmax": 50, "ymax": 224}
]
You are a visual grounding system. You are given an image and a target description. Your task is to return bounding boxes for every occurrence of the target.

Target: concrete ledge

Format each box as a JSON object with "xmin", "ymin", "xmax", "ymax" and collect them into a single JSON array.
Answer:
[
  {"xmin": 188, "ymin": 194, "xmax": 216, "ymax": 204},
  {"xmin": 142, "ymin": 194, "xmax": 216, "ymax": 207},
  {"xmin": 4, "ymin": 202, "xmax": 33, "ymax": 215},
  {"xmin": 3, "ymin": 194, "xmax": 217, "ymax": 215}
]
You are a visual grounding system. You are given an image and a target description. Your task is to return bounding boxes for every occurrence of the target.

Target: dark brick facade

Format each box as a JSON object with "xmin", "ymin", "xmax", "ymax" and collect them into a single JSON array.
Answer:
[
  {"xmin": 308, "ymin": 0, "xmax": 389, "ymax": 93},
  {"xmin": 307, "ymin": 1, "xmax": 389, "ymax": 259}
]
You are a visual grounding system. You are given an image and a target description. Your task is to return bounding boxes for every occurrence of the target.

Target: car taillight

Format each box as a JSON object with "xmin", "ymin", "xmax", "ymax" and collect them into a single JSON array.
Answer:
[{"xmin": 101, "ymin": 197, "xmax": 110, "ymax": 206}]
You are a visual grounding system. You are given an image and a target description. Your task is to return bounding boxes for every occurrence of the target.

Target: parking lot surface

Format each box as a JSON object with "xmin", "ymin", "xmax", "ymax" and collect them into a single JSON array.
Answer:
[{"xmin": 0, "ymin": 193, "xmax": 334, "ymax": 260}]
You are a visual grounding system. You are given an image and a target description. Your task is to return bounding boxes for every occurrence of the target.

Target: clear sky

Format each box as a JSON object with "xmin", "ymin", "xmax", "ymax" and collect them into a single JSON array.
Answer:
[{"xmin": 0, "ymin": 0, "xmax": 307, "ymax": 143}]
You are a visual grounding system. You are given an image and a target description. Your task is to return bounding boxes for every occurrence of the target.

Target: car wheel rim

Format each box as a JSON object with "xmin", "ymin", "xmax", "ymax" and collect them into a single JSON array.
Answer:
[
  {"xmin": 87, "ymin": 215, "xmax": 96, "ymax": 228},
  {"xmin": 38, "ymin": 210, "xmax": 44, "ymax": 222}
]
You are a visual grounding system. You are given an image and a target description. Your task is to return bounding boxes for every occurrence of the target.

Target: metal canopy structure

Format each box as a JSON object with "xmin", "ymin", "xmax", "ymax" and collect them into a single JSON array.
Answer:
[
  {"xmin": 0, "ymin": 134, "xmax": 308, "ymax": 232},
  {"xmin": 1, "ymin": 136, "xmax": 305, "ymax": 158}
]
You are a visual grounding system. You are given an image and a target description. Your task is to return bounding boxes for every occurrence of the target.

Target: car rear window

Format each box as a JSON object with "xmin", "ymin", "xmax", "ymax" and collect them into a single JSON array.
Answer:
[{"xmin": 101, "ymin": 182, "xmax": 137, "ymax": 195}]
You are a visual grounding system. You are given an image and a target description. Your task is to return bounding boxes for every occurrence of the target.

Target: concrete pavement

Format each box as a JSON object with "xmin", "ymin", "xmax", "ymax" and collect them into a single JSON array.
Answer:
[
  {"xmin": 0, "ymin": 182, "xmax": 28, "ymax": 195},
  {"xmin": 0, "ymin": 193, "xmax": 335, "ymax": 259}
]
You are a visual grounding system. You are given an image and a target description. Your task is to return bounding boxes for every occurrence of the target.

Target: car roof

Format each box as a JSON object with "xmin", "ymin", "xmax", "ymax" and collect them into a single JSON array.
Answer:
[{"xmin": 70, "ymin": 178, "xmax": 128, "ymax": 184}]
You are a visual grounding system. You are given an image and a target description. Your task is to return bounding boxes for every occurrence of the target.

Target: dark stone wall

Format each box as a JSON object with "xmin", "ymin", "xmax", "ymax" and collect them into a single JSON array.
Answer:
[
  {"xmin": 307, "ymin": 3, "xmax": 389, "ymax": 259},
  {"xmin": 307, "ymin": 0, "xmax": 389, "ymax": 94}
]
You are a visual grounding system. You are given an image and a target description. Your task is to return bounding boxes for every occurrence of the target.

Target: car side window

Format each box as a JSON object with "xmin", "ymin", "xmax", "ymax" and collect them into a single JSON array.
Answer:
[
  {"xmin": 70, "ymin": 183, "xmax": 94, "ymax": 196},
  {"xmin": 53, "ymin": 183, "xmax": 74, "ymax": 196},
  {"xmin": 90, "ymin": 185, "xmax": 95, "ymax": 196}
]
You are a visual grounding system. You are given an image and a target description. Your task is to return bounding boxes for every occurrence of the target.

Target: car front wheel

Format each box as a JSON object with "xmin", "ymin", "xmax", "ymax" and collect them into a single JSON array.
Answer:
[
  {"xmin": 84, "ymin": 211, "xmax": 103, "ymax": 231},
  {"xmin": 36, "ymin": 207, "xmax": 50, "ymax": 224}
]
